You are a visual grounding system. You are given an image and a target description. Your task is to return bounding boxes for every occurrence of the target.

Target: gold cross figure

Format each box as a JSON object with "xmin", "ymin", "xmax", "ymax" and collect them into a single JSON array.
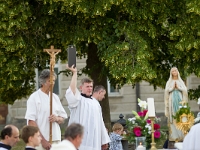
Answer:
[
  {"xmin": 43, "ymin": 45, "xmax": 61, "ymax": 144},
  {"xmin": 44, "ymin": 45, "xmax": 61, "ymax": 71}
]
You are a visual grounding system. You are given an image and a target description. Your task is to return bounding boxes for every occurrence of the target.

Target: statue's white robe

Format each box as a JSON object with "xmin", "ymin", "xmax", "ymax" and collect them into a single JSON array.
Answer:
[
  {"xmin": 183, "ymin": 123, "xmax": 200, "ymax": 150},
  {"xmin": 164, "ymin": 80, "xmax": 188, "ymax": 141},
  {"xmin": 65, "ymin": 87, "xmax": 110, "ymax": 150}
]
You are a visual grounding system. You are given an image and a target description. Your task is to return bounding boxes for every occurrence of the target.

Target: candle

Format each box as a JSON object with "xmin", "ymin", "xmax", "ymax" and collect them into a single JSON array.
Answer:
[
  {"xmin": 137, "ymin": 143, "xmax": 146, "ymax": 150},
  {"xmin": 147, "ymin": 98, "xmax": 156, "ymax": 117}
]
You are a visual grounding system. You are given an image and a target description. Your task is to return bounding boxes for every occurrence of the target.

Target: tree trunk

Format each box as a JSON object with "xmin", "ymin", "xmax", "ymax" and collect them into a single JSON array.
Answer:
[{"xmin": 86, "ymin": 42, "xmax": 111, "ymax": 131}]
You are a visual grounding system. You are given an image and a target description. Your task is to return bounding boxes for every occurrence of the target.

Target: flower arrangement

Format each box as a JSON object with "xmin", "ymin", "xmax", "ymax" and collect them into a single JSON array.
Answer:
[{"xmin": 126, "ymin": 99, "xmax": 164, "ymax": 148}]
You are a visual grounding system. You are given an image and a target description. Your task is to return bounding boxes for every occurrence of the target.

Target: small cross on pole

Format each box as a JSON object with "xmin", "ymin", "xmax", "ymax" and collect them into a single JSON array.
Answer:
[{"xmin": 43, "ymin": 45, "xmax": 61, "ymax": 144}]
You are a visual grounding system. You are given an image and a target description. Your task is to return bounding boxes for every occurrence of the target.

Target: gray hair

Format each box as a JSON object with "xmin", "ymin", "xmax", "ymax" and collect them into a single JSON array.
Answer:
[
  {"xmin": 39, "ymin": 69, "xmax": 57, "ymax": 87},
  {"xmin": 93, "ymin": 85, "xmax": 105, "ymax": 93},
  {"xmin": 64, "ymin": 123, "xmax": 84, "ymax": 140}
]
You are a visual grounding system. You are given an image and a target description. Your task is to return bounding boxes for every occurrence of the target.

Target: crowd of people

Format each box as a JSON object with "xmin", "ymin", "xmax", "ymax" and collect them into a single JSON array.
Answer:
[
  {"xmin": 1, "ymin": 65, "xmax": 200, "ymax": 150},
  {"xmin": 0, "ymin": 64, "xmax": 124, "ymax": 150}
]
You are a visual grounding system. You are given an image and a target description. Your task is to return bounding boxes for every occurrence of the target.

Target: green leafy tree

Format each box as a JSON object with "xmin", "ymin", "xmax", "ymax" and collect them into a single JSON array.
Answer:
[{"xmin": 1, "ymin": 0, "xmax": 200, "ymax": 128}]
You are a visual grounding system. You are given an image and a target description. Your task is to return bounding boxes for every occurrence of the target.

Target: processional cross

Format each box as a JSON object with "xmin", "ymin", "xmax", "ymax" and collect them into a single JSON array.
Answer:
[{"xmin": 43, "ymin": 45, "xmax": 61, "ymax": 143}]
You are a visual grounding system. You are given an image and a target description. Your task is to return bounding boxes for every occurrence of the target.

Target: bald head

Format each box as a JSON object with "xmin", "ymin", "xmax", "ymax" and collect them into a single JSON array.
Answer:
[{"xmin": 1, "ymin": 125, "xmax": 20, "ymax": 147}]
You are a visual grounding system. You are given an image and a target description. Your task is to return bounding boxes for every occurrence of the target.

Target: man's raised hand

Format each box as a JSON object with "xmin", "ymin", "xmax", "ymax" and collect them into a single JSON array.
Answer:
[{"xmin": 66, "ymin": 64, "xmax": 77, "ymax": 73}]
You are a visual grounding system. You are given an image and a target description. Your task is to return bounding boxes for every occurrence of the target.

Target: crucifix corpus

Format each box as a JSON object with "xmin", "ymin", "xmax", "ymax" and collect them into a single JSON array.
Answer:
[{"xmin": 43, "ymin": 45, "xmax": 61, "ymax": 143}]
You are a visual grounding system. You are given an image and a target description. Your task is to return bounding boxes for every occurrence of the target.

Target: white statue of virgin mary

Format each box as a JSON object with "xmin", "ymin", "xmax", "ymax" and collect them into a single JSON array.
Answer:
[{"xmin": 164, "ymin": 67, "xmax": 188, "ymax": 142}]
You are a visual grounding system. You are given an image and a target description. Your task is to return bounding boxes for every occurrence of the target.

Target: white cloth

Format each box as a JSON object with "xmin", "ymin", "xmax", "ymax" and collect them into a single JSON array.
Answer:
[
  {"xmin": 36, "ymin": 141, "xmax": 60, "ymax": 150},
  {"xmin": 174, "ymin": 142, "xmax": 183, "ymax": 150},
  {"xmin": 25, "ymin": 89, "xmax": 68, "ymax": 141},
  {"xmin": 50, "ymin": 140, "xmax": 76, "ymax": 150},
  {"xmin": 65, "ymin": 87, "xmax": 110, "ymax": 150},
  {"xmin": 182, "ymin": 123, "xmax": 200, "ymax": 150}
]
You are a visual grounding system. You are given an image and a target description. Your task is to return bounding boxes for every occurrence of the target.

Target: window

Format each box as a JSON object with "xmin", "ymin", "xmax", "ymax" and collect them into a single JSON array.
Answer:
[{"xmin": 107, "ymin": 80, "xmax": 121, "ymax": 97}]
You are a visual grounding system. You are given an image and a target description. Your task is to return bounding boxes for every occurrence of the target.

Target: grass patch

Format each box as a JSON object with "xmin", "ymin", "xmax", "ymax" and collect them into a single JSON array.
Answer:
[{"xmin": 12, "ymin": 139, "xmax": 26, "ymax": 150}]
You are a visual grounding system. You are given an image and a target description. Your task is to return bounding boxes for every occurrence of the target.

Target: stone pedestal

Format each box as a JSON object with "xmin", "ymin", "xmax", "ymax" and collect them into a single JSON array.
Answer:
[{"xmin": 122, "ymin": 139, "xmax": 128, "ymax": 150}]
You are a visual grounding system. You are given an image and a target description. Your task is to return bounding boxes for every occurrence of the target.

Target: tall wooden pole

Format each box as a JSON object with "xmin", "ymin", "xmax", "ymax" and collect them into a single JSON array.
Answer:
[{"xmin": 43, "ymin": 45, "xmax": 61, "ymax": 143}]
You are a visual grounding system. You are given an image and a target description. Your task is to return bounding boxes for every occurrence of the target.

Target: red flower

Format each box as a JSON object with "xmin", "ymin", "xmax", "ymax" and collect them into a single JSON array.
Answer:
[
  {"xmin": 143, "ymin": 110, "xmax": 148, "ymax": 116},
  {"xmin": 154, "ymin": 130, "xmax": 161, "ymax": 138},
  {"xmin": 133, "ymin": 127, "xmax": 142, "ymax": 137},
  {"xmin": 138, "ymin": 111, "xmax": 144, "ymax": 117},
  {"xmin": 154, "ymin": 124, "xmax": 160, "ymax": 130},
  {"xmin": 134, "ymin": 130, "xmax": 142, "ymax": 137},
  {"xmin": 133, "ymin": 127, "xmax": 141, "ymax": 133},
  {"xmin": 146, "ymin": 119, "xmax": 151, "ymax": 124}
]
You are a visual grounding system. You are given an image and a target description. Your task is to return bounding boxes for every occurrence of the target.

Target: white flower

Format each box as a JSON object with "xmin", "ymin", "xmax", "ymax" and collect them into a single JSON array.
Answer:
[
  {"xmin": 148, "ymin": 131, "xmax": 151, "ymax": 134},
  {"xmin": 138, "ymin": 98, "xmax": 147, "ymax": 109},
  {"xmin": 183, "ymin": 105, "xmax": 187, "ymax": 108},
  {"xmin": 128, "ymin": 117, "xmax": 136, "ymax": 124},
  {"xmin": 145, "ymin": 124, "xmax": 151, "ymax": 130},
  {"xmin": 179, "ymin": 106, "xmax": 182, "ymax": 108},
  {"xmin": 128, "ymin": 118, "xmax": 132, "ymax": 121},
  {"xmin": 148, "ymin": 126, "xmax": 152, "ymax": 130}
]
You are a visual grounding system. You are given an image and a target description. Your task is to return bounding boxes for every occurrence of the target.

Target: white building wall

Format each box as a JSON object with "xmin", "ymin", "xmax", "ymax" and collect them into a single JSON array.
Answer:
[{"xmin": 8, "ymin": 58, "xmax": 200, "ymax": 124}]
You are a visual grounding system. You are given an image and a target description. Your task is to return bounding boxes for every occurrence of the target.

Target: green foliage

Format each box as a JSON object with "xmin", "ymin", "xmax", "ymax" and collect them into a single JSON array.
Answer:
[
  {"xmin": 1, "ymin": 0, "xmax": 200, "ymax": 104},
  {"xmin": 188, "ymin": 85, "xmax": 200, "ymax": 101},
  {"xmin": 0, "ymin": 1, "xmax": 36, "ymax": 104},
  {"xmin": 173, "ymin": 103, "xmax": 194, "ymax": 122}
]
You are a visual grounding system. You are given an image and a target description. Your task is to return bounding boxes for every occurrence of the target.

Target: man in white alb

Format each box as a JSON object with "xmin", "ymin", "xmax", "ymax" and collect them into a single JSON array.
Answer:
[
  {"xmin": 25, "ymin": 69, "xmax": 68, "ymax": 150},
  {"xmin": 182, "ymin": 123, "xmax": 200, "ymax": 150},
  {"xmin": 65, "ymin": 65, "xmax": 110, "ymax": 150},
  {"xmin": 182, "ymin": 98, "xmax": 200, "ymax": 150}
]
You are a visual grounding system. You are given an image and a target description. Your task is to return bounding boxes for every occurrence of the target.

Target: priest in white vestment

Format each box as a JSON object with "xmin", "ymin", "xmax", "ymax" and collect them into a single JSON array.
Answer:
[
  {"xmin": 65, "ymin": 65, "xmax": 110, "ymax": 150},
  {"xmin": 182, "ymin": 123, "xmax": 200, "ymax": 150},
  {"xmin": 25, "ymin": 69, "xmax": 68, "ymax": 150}
]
